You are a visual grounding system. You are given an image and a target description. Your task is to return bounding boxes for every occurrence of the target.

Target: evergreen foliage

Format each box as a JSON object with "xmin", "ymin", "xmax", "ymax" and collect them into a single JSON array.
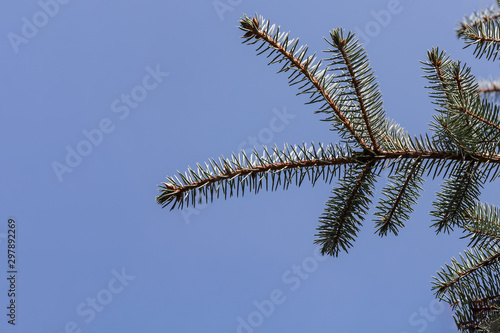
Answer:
[{"xmin": 157, "ymin": 4, "xmax": 500, "ymax": 332}]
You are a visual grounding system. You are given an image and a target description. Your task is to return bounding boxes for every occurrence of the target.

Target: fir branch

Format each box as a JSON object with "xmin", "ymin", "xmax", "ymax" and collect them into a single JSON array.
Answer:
[
  {"xmin": 460, "ymin": 19, "xmax": 500, "ymax": 61},
  {"xmin": 478, "ymin": 81, "xmax": 500, "ymax": 95},
  {"xmin": 239, "ymin": 15, "xmax": 371, "ymax": 150},
  {"xmin": 434, "ymin": 246, "xmax": 500, "ymax": 297},
  {"xmin": 423, "ymin": 49, "xmax": 469, "ymax": 153},
  {"xmin": 239, "ymin": 15, "xmax": 393, "ymax": 152},
  {"xmin": 432, "ymin": 245, "xmax": 500, "ymax": 330},
  {"xmin": 463, "ymin": 202, "xmax": 500, "ymax": 249},
  {"xmin": 478, "ymin": 78, "xmax": 500, "ymax": 102},
  {"xmin": 422, "ymin": 48, "xmax": 500, "ymax": 158},
  {"xmin": 374, "ymin": 158, "xmax": 424, "ymax": 236},
  {"xmin": 158, "ymin": 11, "xmax": 500, "ymax": 331},
  {"xmin": 324, "ymin": 29, "xmax": 384, "ymax": 153},
  {"xmin": 454, "ymin": 97, "xmax": 500, "ymax": 158},
  {"xmin": 314, "ymin": 161, "xmax": 376, "ymax": 256},
  {"xmin": 457, "ymin": 103, "xmax": 500, "ymax": 132},
  {"xmin": 157, "ymin": 143, "xmax": 354, "ymax": 209},
  {"xmin": 430, "ymin": 161, "xmax": 483, "ymax": 234},
  {"xmin": 456, "ymin": 7, "xmax": 500, "ymax": 36},
  {"xmin": 157, "ymin": 146, "xmax": 500, "ymax": 211},
  {"xmin": 423, "ymin": 49, "xmax": 478, "ymax": 103}
]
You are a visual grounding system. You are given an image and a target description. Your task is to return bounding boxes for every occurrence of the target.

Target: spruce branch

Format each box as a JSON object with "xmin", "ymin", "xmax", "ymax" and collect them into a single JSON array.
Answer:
[
  {"xmin": 479, "ymin": 81, "xmax": 500, "ymax": 95},
  {"xmin": 423, "ymin": 48, "xmax": 500, "ymax": 158},
  {"xmin": 156, "ymin": 143, "xmax": 355, "ymax": 209},
  {"xmin": 314, "ymin": 161, "xmax": 376, "ymax": 256},
  {"xmin": 430, "ymin": 161, "xmax": 484, "ymax": 234},
  {"xmin": 238, "ymin": 15, "xmax": 369, "ymax": 150},
  {"xmin": 459, "ymin": 19, "xmax": 500, "ymax": 61},
  {"xmin": 374, "ymin": 158, "xmax": 425, "ymax": 236},
  {"xmin": 433, "ymin": 246, "xmax": 500, "ymax": 298},
  {"xmin": 157, "ymin": 11, "xmax": 500, "ymax": 332},
  {"xmin": 239, "ymin": 14, "xmax": 393, "ymax": 152},
  {"xmin": 456, "ymin": 6, "xmax": 500, "ymax": 36},
  {"xmin": 157, "ymin": 144, "xmax": 500, "ymax": 211},
  {"xmin": 463, "ymin": 202, "xmax": 500, "ymax": 249},
  {"xmin": 324, "ymin": 29, "xmax": 387, "ymax": 153},
  {"xmin": 478, "ymin": 79, "xmax": 500, "ymax": 101},
  {"xmin": 457, "ymin": 100, "xmax": 500, "ymax": 133},
  {"xmin": 432, "ymin": 245, "xmax": 500, "ymax": 331}
]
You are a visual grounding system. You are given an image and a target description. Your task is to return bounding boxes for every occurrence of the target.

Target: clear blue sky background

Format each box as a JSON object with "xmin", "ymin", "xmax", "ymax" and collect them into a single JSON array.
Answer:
[{"xmin": 1, "ymin": 0, "xmax": 498, "ymax": 332}]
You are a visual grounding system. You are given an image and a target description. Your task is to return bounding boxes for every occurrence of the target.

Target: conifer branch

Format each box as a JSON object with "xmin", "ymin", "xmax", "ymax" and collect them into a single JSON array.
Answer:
[
  {"xmin": 315, "ymin": 161, "xmax": 376, "ymax": 256},
  {"xmin": 157, "ymin": 146, "xmax": 500, "ymax": 211},
  {"xmin": 158, "ymin": 11, "xmax": 500, "ymax": 331},
  {"xmin": 374, "ymin": 158, "xmax": 424, "ymax": 236},
  {"xmin": 457, "ymin": 9, "xmax": 500, "ymax": 36},
  {"xmin": 430, "ymin": 161, "xmax": 482, "ymax": 233},
  {"xmin": 478, "ymin": 78, "xmax": 500, "ymax": 104},
  {"xmin": 463, "ymin": 202, "xmax": 500, "ymax": 249},
  {"xmin": 239, "ymin": 15, "xmax": 371, "ymax": 150},
  {"xmin": 327, "ymin": 31, "xmax": 381, "ymax": 153},
  {"xmin": 432, "ymin": 246, "xmax": 500, "ymax": 330},
  {"xmin": 479, "ymin": 83, "xmax": 500, "ymax": 95},
  {"xmin": 423, "ymin": 48, "xmax": 500, "ymax": 159},
  {"xmin": 458, "ymin": 104, "xmax": 500, "ymax": 132},
  {"xmin": 434, "ymin": 247, "xmax": 500, "ymax": 296},
  {"xmin": 157, "ymin": 143, "xmax": 354, "ymax": 209},
  {"xmin": 459, "ymin": 18, "xmax": 500, "ymax": 60}
]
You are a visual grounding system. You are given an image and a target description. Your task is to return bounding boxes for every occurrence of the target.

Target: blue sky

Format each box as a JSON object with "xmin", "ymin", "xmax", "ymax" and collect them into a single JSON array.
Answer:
[{"xmin": 1, "ymin": 0, "xmax": 498, "ymax": 332}]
